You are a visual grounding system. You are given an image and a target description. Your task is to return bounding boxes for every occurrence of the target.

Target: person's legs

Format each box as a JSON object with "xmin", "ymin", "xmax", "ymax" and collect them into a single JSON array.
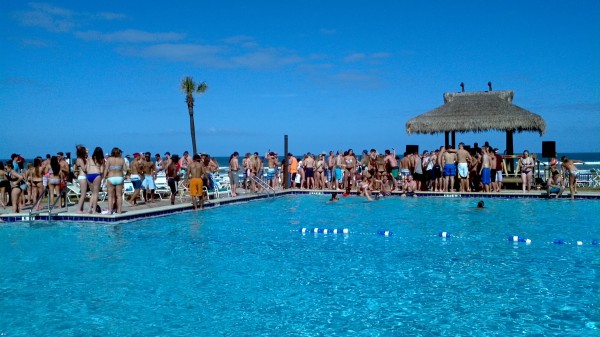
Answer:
[{"xmin": 115, "ymin": 184, "xmax": 123, "ymax": 213}]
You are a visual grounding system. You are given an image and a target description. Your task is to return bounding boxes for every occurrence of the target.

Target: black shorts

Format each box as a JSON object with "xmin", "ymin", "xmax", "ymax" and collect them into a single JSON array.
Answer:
[
  {"xmin": 491, "ymin": 169, "xmax": 497, "ymax": 183},
  {"xmin": 413, "ymin": 172, "xmax": 424, "ymax": 182}
]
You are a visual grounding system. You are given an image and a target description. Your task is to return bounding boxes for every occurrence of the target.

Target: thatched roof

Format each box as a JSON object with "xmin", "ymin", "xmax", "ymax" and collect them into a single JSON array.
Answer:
[{"xmin": 405, "ymin": 90, "xmax": 546, "ymax": 136}]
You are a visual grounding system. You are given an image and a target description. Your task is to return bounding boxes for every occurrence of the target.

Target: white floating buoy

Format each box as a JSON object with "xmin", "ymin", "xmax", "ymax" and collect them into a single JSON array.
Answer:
[{"xmin": 577, "ymin": 241, "xmax": 583, "ymax": 246}]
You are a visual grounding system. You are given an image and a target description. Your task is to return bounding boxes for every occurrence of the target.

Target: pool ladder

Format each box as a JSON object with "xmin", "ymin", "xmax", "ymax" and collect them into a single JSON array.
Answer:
[
  {"xmin": 250, "ymin": 176, "xmax": 275, "ymax": 198},
  {"xmin": 28, "ymin": 186, "xmax": 69, "ymax": 220}
]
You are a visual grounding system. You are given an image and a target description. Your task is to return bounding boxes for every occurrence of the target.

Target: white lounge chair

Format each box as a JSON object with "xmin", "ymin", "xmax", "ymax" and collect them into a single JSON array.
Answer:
[{"xmin": 154, "ymin": 173, "xmax": 171, "ymax": 200}]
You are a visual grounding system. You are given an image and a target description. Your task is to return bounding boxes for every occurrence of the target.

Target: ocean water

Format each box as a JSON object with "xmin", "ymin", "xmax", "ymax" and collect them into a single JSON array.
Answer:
[{"xmin": 1, "ymin": 196, "xmax": 599, "ymax": 336}]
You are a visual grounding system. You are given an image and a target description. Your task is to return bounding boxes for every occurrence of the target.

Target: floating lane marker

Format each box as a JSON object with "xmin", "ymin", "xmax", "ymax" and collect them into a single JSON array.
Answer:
[
  {"xmin": 508, "ymin": 236, "xmax": 532, "ymax": 244},
  {"xmin": 439, "ymin": 231, "xmax": 452, "ymax": 238},
  {"xmin": 377, "ymin": 230, "xmax": 393, "ymax": 236},
  {"xmin": 299, "ymin": 228, "xmax": 349, "ymax": 235}
]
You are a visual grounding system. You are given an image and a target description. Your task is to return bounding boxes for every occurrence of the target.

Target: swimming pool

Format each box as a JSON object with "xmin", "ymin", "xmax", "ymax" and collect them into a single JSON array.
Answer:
[{"xmin": 1, "ymin": 195, "xmax": 599, "ymax": 336}]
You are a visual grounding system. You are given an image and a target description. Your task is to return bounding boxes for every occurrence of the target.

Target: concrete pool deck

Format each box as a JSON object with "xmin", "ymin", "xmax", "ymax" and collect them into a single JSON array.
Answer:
[{"xmin": 1, "ymin": 188, "xmax": 599, "ymax": 223}]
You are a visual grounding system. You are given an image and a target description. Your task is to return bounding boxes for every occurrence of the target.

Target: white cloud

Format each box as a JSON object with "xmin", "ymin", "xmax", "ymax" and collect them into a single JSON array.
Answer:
[{"xmin": 75, "ymin": 29, "xmax": 186, "ymax": 43}]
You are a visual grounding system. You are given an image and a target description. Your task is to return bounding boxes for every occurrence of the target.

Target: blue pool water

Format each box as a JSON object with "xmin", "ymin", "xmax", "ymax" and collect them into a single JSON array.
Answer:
[{"xmin": 1, "ymin": 196, "xmax": 599, "ymax": 336}]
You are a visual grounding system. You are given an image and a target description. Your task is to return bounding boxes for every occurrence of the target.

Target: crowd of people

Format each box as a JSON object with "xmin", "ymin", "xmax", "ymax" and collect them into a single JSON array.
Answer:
[{"xmin": 0, "ymin": 142, "xmax": 586, "ymax": 213}]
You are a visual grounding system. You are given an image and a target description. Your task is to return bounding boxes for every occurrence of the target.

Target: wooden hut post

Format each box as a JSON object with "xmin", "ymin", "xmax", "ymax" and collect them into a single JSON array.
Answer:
[
  {"xmin": 506, "ymin": 130, "xmax": 514, "ymax": 172},
  {"xmin": 451, "ymin": 131, "xmax": 456, "ymax": 149},
  {"xmin": 444, "ymin": 131, "xmax": 449, "ymax": 148}
]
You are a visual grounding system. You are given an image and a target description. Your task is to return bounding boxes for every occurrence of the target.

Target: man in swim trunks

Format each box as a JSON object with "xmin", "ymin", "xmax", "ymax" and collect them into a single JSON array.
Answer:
[
  {"xmin": 166, "ymin": 154, "xmax": 181, "ymax": 205},
  {"xmin": 400, "ymin": 152, "xmax": 412, "ymax": 181},
  {"xmin": 178, "ymin": 151, "xmax": 192, "ymax": 179},
  {"xmin": 229, "ymin": 152, "xmax": 240, "ymax": 196},
  {"xmin": 546, "ymin": 170, "xmax": 565, "ymax": 198},
  {"xmin": 304, "ymin": 153, "xmax": 315, "ymax": 189},
  {"xmin": 384, "ymin": 149, "xmax": 399, "ymax": 190},
  {"xmin": 442, "ymin": 147, "xmax": 457, "ymax": 192},
  {"xmin": 141, "ymin": 152, "xmax": 157, "ymax": 203},
  {"xmin": 401, "ymin": 174, "xmax": 417, "ymax": 197},
  {"xmin": 561, "ymin": 156, "xmax": 585, "ymax": 199},
  {"xmin": 479, "ymin": 146, "xmax": 492, "ymax": 193},
  {"xmin": 128, "ymin": 153, "xmax": 143, "ymax": 206},
  {"xmin": 450, "ymin": 143, "xmax": 473, "ymax": 192},
  {"xmin": 327, "ymin": 151, "xmax": 336, "ymax": 189},
  {"xmin": 186, "ymin": 154, "xmax": 205, "ymax": 210}
]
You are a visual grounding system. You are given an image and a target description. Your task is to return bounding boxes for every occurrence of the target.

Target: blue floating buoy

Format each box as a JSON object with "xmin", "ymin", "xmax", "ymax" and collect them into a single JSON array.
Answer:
[
  {"xmin": 592, "ymin": 240, "xmax": 599, "ymax": 245},
  {"xmin": 377, "ymin": 230, "xmax": 393, "ymax": 236},
  {"xmin": 553, "ymin": 239, "xmax": 565, "ymax": 245},
  {"xmin": 439, "ymin": 231, "xmax": 451, "ymax": 238}
]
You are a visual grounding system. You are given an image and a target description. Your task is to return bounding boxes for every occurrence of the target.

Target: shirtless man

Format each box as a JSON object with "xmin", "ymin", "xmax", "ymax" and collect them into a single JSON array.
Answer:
[
  {"xmin": 128, "ymin": 153, "xmax": 143, "ymax": 206},
  {"xmin": 442, "ymin": 147, "xmax": 457, "ymax": 192},
  {"xmin": 493, "ymin": 148, "xmax": 504, "ymax": 192},
  {"xmin": 479, "ymin": 146, "xmax": 492, "ymax": 193},
  {"xmin": 453, "ymin": 143, "xmax": 472, "ymax": 192},
  {"xmin": 267, "ymin": 152, "xmax": 277, "ymax": 189},
  {"xmin": 166, "ymin": 154, "xmax": 180, "ymax": 205},
  {"xmin": 229, "ymin": 152, "xmax": 240, "ymax": 196},
  {"xmin": 400, "ymin": 152, "xmax": 412, "ymax": 183},
  {"xmin": 401, "ymin": 174, "xmax": 418, "ymax": 197},
  {"xmin": 546, "ymin": 170, "xmax": 565, "ymax": 198},
  {"xmin": 436, "ymin": 146, "xmax": 445, "ymax": 191},
  {"xmin": 489, "ymin": 148, "xmax": 497, "ymax": 192},
  {"xmin": 303, "ymin": 153, "xmax": 315, "ymax": 189},
  {"xmin": 186, "ymin": 154, "xmax": 205, "ymax": 210},
  {"xmin": 384, "ymin": 149, "xmax": 399, "ymax": 189},
  {"xmin": 141, "ymin": 152, "xmax": 157, "ymax": 203},
  {"xmin": 249, "ymin": 152, "xmax": 261, "ymax": 193},
  {"xmin": 178, "ymin": 151, "xmax": 192, "ymax": 178},
  {"xmin": 327, "ymin": 151, "xmax": 336, "ymax": 189},
  {"xmin": 335, "ymin": 151, "xmax": 344, "ymax": 190},
  {"xmin": 561, "ymin": 156, "xmax": 585, "ymax": 199}
]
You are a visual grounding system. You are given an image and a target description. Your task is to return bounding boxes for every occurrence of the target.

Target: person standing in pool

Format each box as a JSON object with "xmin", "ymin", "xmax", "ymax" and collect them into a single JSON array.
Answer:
[
  {"xmin": 561, "ymin": 156, "xmax": 585, "ymax": 199},
  {"xmin": 187, "ymin": 154, "xmax": 205, "ymax": 210}
]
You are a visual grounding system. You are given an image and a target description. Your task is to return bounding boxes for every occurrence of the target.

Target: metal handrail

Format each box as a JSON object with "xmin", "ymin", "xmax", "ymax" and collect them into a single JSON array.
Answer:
[
  {"xmin": 48, "ymin": 187, "xmax": 69, "ymax": 218},
  {"xmin": 29, "ymin": 186, "xmax": 49, "ymax": 217},
  {"xmin": 250, "ymin": 176, "xmax": 275, "ymax": 197}
]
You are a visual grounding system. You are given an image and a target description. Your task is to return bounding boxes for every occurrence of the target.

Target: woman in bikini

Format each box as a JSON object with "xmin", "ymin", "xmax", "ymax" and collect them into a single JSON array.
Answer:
[
  {"xmin": 104, "ymin": 147, "xmax": 125, "ymax": 214},
  {"xmin": 0, "ymin": 162, "xmax": 9, "ymax": 208},
  {"xmin": 6, "ymin": 162, "xmax": 25, "ymax": 213},
  {"xmin": 86, "ymin": 147, "xmax": 105, "ymax": 214},
  {"xmin": 74, "ymin": 145, "xmax": 89, "ymax": 213},
  {"xmin": 29, "ymin": 158, "xmax": 44, "ymax": 210},
  {"xmin": 518, "ymin": 150, "xmax": 534, "ymax": 193},
  {"xmin": 44, "ymin": 156, "xmax": 64, "ymax": 208}
]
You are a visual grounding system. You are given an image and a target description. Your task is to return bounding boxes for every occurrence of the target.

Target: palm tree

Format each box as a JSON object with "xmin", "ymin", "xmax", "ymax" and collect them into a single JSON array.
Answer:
[{"xmin": 181, "ymin": 76, "xmax": 208, "ymax": 155}]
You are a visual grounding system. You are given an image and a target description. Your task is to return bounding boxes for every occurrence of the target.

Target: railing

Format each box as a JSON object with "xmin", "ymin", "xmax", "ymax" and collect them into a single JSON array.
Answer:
[
  {"xmin": 250, "ymin": 176, "xmax": 275, "ymax": 198},
  {"xmin": 48, "ymin": 187, "xmax": 69, "ymax": 218},
  {"xmin": 29, "ymin": 186, "xmax": 49, "ymax": 217}
]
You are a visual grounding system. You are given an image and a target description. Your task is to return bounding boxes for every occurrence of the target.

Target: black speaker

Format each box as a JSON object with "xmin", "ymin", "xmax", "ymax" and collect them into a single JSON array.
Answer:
[
  {"xmin": 542, "ymin": 141, "xmax": 556, "ymax": 158},
  {"xmin": 406, "ymin": 145, "xmax": 419, "ymax": 155}
]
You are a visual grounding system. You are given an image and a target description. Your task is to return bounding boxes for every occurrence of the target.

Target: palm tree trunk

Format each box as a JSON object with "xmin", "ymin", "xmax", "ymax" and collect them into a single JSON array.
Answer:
[{"xmin": 188, "ymin": 105, "xmax": 197, "ymax": 155}]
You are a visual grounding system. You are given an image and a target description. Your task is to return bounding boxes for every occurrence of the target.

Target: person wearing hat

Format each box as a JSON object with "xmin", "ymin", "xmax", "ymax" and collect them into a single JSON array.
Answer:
[{"xmin": 493, "ymin": 148, "xmax": 504, "ymax": 192}]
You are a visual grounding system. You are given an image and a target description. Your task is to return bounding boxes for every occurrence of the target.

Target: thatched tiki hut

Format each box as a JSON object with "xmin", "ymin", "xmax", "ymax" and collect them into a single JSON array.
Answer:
[{"xmin": 405, "ymin": 90, "xmax": 546, "ymax": 164}]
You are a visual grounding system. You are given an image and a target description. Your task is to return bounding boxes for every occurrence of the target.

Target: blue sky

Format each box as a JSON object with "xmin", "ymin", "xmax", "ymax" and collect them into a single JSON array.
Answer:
[{"xmin": 1, "ymin": 1, "xmax": 599, "ymax": 158}]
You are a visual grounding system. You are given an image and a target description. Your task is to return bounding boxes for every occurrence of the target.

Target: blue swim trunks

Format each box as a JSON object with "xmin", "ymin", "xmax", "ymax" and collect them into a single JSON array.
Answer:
[
  {"xmin": 550, "ymin": 187, "xmax": 561, "ymax": 194},
  {"xmin": 443, "ymin": 164, "xmax": 456, "ymax": 176},
  {"xmin": 335, "ymin": 168, "xmax": 342, "ymax": 181},
  {"xmin": 481, "ymin": 168, "xmax": 491, "ymax": 185}
]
